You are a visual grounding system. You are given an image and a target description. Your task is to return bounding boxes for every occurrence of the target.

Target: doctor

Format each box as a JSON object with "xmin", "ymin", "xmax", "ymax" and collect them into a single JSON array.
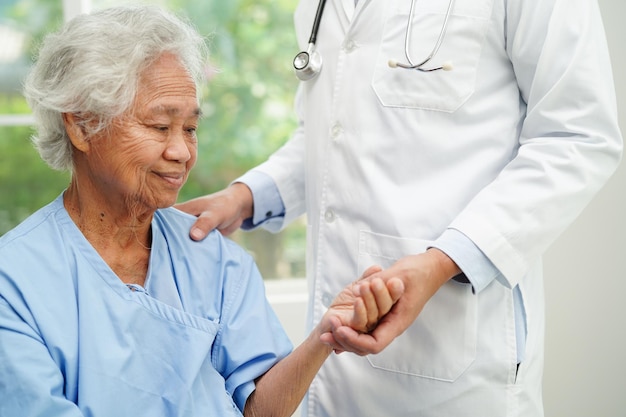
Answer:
[{"xmin": 177, "ymin": 0, "xmax": 623, "ymax": 415}]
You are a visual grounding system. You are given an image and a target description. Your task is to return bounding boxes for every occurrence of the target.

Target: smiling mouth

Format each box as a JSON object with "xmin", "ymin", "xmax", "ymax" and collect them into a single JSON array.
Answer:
[{"xmin": 156, "ymin": 172, "xmax": 186, "ymax": 188}]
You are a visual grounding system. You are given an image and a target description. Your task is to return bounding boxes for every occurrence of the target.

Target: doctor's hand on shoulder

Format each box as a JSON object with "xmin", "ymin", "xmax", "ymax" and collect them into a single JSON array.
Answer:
[
  {"xmin": 175, "ymin": 183, "xmax": 253, "ymax": 239},
  {"xmin": 322, "ymin": 248, "xmax": 461, "ymax": 356}
]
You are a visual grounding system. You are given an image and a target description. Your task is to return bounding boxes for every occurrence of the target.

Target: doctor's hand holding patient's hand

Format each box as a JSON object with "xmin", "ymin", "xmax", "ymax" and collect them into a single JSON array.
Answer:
[
  {"xmin": 175, "ymin": 182, "xmax": 253, "ymax": 239},
  {"xmin": 245, "ymin": 271, "xmax": 404, "ymax": 417},
  {"xmin": 319, "ymin": 272, "xmax": 405, "ymax": 352},
  {"xmin": 320, "ymin": 266, "xmax": 392, "ymax": 352},
  {"xmin": 322, "ymin": 248, "xmax": 461, "ymax": 356}
]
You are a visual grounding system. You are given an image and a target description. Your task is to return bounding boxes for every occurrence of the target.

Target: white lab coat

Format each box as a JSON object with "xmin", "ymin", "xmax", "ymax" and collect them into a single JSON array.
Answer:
[{"xmin": 253, "ymin": 0, "xmax": 622, "ymax": 415}]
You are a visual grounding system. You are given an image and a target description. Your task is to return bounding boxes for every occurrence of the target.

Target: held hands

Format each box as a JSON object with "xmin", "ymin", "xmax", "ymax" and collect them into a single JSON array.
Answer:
[
  {"xmin": 322, "ymin": 249, "xmax": 459, "ymax": 356},
  {"xmin": 174, "ymin": 183, "xmax": 253, "ymax": 239},
  {"xmin": 319, "ymin": 266, "xmax": 404, "ymax": 354}
]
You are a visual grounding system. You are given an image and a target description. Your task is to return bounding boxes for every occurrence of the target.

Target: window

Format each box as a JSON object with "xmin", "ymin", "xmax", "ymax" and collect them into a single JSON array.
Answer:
[
  {"xmin": 0, "ymin": 0, "xmax": 305, "ymax": 280},
  {"xmin": 0, "ymin": 0, "xmax": 69, "ymax": 233}
]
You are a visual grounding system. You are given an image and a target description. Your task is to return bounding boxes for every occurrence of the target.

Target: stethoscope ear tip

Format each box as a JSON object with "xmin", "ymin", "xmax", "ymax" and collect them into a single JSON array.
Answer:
[
  {"xmin": 441, "ymin": 61, "xmax": 453, "ymax": 71},
  {"xmin": 388, "ymin": 60, "xmax": 399, "ymax": 68}
]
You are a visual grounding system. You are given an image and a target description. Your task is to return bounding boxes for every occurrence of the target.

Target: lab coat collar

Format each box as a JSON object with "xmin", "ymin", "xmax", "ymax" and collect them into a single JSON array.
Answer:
[{"xmin": 333, "ymin": 0, "xmax": 371, "ymax": 31}]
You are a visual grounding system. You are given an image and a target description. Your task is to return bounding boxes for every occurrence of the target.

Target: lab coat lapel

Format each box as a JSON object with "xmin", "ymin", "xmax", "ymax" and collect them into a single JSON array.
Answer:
[
  {"xmin": 333, "ymin": 0, "xmax": 373, "ymax": 35},
  {"xmin": 331, "ymin": 0, "xmax": 352, "ymax": 32},
  {"xmin": 353, "ymin": 0, "xmax": 372, "ymax": 20},
  {"xmin": 340, "ymin": 0, "xmax": 355, "ymax": 20}
]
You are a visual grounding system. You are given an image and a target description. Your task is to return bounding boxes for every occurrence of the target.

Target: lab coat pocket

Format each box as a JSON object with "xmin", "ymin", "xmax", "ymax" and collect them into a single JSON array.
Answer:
[
  {"xmin": 372, "ymin": 0, "xmax": 493, "ymax": 112},
  {"xmin": 358, "ymin": 230, "xmax": 477, "ymax": 382}
]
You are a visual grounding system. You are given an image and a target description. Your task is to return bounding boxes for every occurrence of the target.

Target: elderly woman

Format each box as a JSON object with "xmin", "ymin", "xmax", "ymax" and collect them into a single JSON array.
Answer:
[{"xmin": 0, "ymin": 6, "xmax": 403, "ymax": 417}]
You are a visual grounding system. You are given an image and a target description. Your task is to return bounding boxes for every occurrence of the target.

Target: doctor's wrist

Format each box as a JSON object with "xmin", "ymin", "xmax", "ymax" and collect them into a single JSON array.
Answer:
[{"xmin": 425, "ymin": 248, "xmax": 462, "ymax": 285}]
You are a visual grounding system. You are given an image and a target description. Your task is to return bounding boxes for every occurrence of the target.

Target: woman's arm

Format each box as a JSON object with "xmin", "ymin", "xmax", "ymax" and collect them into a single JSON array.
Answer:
[{"xmin": 243, "ymin": 276, "xmax": 404, "ymax": 417}]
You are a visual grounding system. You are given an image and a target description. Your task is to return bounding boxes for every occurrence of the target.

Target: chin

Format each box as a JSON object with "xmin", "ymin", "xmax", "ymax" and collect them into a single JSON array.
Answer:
[{"xmin": 161, "ymin": 195, "xmax": 180, "ymax": 209}]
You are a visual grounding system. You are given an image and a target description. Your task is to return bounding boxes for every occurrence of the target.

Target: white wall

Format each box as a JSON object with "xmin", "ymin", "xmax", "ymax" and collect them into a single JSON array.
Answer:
[{"xmin": 543, "ymin": 1, "xmax": 626, "ymax": 416}]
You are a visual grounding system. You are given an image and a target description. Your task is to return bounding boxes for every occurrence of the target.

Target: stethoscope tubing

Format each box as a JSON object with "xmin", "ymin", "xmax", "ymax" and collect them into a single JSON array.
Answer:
[
  {"xmin": 308, "ymin": 0, "xmax": 327, "ymax": 44},
  {"xmin": 401, "ymin": 0, "xmax": 456, "ymax": 70},
  {"xmin": 294, "ymin": 0, "xmax": 456, "ymax": 79}
]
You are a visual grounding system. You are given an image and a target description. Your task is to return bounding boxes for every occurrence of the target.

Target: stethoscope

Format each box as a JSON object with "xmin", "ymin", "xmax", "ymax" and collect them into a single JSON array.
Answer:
[
  {"xmin": 293, "ymin": 0, "xmax": 328, "ymax": 81},
  {"xmin": 293, "ymin": 0, "xmax": 456, "ymax": 81}
]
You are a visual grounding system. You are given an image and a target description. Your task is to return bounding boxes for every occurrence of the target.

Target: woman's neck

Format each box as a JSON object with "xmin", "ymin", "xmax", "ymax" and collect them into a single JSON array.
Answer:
[{"xmin": 63, "ymin": 182, "xmax": 153, "ymax": 286}]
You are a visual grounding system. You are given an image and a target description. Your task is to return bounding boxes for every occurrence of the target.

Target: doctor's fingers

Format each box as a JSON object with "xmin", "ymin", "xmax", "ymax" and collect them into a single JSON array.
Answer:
[
  {"xmin": 194, "ymin": 209, "xmax": 243, "ymax": 238},
  {"xmin": 175, "ymin": 184, "xmax": 254, "ymax": 240},
  {"xmin": 320, "ymin": 317, "xmax": 376, "ymax": 356},
  {"xmin": 175, "ymin": 197, "xmax": 222, "ymax": 239},
  {"xmin": 332, "ymin": 305, "xmax": 411, "ymax": 355},
  {"xmin": 176, "ymin": 198, "xmax": 246, "ymax": 240},
  {"xmin": 327, "ymin": 325, "xmax": 384, "ymax": 356}
]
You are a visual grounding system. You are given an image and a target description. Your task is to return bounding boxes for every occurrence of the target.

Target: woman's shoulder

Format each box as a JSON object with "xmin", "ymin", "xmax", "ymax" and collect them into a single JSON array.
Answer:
[
  {"xmin": 154, "ymin": 207, "xmax": 253, "ymax": 262},
  {"xmin": 0, "ymin": 195, "xmax": 64, "ymax": 253}
]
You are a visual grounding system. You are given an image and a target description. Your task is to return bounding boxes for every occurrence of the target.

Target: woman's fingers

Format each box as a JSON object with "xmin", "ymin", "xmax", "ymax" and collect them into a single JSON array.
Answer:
[
  {"xmin": 357, "ymin": 281, "xmax": 379, "ymax": 331},
  {"xmin": 356, "ymin": 277, "xmax": 404, "ymax": 333},
  {"xmin": 386, "ymin": 277, "xmax": 405, "ymax": 303},
  {"xmin": 359, "ymin": 265, "xmax": 383, "ymax": 280}
]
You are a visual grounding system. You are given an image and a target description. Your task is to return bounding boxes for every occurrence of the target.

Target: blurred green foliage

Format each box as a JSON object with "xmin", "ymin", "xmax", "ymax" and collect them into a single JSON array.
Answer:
[{"xmin": 0, "ymin": 126, "xmax": 70, "ymax": 232}]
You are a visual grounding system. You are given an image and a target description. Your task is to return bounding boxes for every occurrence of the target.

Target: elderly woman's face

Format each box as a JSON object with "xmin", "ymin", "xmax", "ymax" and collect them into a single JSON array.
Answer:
[{"xmin": 89, "ymin": 53, "xmax": 200, "ymax": 211}]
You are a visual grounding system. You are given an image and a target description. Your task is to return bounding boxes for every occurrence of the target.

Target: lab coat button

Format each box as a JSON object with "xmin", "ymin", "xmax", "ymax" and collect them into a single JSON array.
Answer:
[
  {"xmin": 343, "ymin": 39, "xmax": 356, "ymax": 52},
  {"xmin": 324, "ymin": 209, "xmax": 335, "ymax": 223},
  {"xmin": 322, "ymin": 291, "xmax": 333, "ymax": 307},
  {"xmin": 330, "ymin": 123, "xmax": 343, "ymax": 140}
]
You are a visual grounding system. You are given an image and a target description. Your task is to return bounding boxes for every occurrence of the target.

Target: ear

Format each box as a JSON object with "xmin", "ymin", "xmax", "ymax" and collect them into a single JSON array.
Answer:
[{"xmin": 62, "ymin": 112, "xmax": 91, "ymax": 153}]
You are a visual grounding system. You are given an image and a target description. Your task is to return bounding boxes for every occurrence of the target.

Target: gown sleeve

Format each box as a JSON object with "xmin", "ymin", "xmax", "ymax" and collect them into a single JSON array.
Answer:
[
  {"xmin": 210, "ymin": 239, "xmax": 293, "ymax": 412},
  {"xmin": 0, "ymin": 296, "xmax": 84, "ymax": 417}
]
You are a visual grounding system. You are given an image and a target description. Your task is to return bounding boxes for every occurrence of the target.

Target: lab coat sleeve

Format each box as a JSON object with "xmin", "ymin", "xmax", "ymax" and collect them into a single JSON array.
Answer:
[
  {"xmin": 433, "ymin": 228, "xmax": 501, "ymax": 293},
  {"xmin": 236, "ymin": 170, "xmax": 286, "ymax": 232},
  {"xmin": 451, "ymin": 0, "xmax": 623, "ymax": 287},
  {"xmin": 0, "ymin": 296, "xmax": 84, "ymax": 417}
]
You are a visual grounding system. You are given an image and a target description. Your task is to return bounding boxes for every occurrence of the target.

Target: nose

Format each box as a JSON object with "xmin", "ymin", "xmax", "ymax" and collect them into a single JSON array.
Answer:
[{"xmin": 164, "ymin": 130, "xmax": 193, "ymax": 163}]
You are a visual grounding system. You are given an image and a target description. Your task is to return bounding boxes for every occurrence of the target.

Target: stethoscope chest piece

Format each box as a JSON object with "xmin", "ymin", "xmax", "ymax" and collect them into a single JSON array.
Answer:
[
  {"xmin": 293, "ymin": 0, "xmax": 327, "ymax": 81},
  {"xmin": 294, "ymin": 44, "xmax": 323, "ymax": 81}
]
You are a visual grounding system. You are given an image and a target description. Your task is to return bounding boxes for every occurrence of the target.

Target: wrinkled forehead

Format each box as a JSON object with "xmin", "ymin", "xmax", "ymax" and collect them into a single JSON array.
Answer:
[
  {"xmin": 134, "ymin": 53, "xmax": 199, "ymax": 114},
  {"xmin": 146, "ymin": 104, "xmax": 202, "ymax": 119}
]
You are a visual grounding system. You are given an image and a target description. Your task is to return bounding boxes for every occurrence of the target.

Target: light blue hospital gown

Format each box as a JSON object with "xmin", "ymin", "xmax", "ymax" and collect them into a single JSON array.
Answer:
[{"xmin": 0, "ymin": 194, "xmax": 293, "ymax": 416}]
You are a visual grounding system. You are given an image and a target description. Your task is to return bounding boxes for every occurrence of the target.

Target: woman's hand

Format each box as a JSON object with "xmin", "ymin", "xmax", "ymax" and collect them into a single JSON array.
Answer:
[
  {"xmin": 244, "ymin": 267, "xmax": 403, "ymax": 417},
  {"xmin": 319, "ymin": 266, "xmax": 404, "ymax": 353},
  {"xmin": 322, "ymin": 249, "xmax": 459, "ymax": 356}
]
